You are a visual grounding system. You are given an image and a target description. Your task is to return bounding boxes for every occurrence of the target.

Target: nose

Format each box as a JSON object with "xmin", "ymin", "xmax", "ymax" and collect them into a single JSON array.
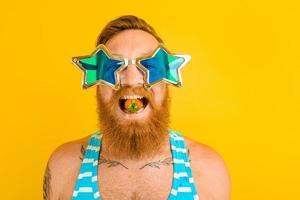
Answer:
[{"xmin": 119, "ymin": 63, "xmax": 144, "ymax": 87}]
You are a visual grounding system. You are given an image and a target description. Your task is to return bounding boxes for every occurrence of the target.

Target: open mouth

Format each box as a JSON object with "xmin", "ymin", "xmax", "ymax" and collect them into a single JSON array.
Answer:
[{"xmin": 119, "ymin": 95, "xmax": 149, "ymax": 114}]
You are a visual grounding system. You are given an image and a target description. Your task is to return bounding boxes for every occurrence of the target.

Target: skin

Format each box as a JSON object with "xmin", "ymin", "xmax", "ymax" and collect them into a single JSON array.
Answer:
[
  {"xmin": 99, "ymin": 30, "xmax": 167, "ymax": 123},
  {"xmin": 43, "ymin": 30, "xmax": 231, "ymax": 200}
]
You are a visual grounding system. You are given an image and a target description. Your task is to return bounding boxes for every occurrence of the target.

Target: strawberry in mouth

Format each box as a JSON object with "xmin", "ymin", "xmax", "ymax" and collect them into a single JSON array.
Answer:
[{"xmin": 119, "ymin": 95, "xmax": 149, "ymax": 114}]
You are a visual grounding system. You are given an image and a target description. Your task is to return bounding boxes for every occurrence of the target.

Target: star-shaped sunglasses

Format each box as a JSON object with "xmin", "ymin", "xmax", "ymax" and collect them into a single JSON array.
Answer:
[{"xmin": 72, "ymin": 44, "xmax": 191, "ymax": 90}]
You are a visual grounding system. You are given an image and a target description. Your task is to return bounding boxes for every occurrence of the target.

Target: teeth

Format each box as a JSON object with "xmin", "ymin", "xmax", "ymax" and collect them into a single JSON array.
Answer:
[{"xmin": 120, "ymin": 95, "xmax": 144, "ymax": 100}]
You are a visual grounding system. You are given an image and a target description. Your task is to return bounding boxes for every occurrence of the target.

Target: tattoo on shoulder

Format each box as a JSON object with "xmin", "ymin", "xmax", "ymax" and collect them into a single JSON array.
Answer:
[
  {"xmin": 139, "ymin": 157, "xmax": 173, "ymax": 170},
  {"xmin": 99, "ymin": 155, "xmax": 129, "ymax": 169},
  {"xmin": 79, "ymin": 144, "xmax": 86, "ymax": 161},
  {"xmin": 43, "ymin": 164, "xmax": 51, "ymax": 200},
  {"xmin": 187, "ymin": 148, "xmax": 191, "ymax": 162}
]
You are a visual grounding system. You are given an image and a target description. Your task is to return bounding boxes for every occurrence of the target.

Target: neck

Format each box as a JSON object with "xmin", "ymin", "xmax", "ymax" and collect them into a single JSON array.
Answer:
[{"xmin": 100, "ymin": 130, "xmax": 170, "ymax": 161}]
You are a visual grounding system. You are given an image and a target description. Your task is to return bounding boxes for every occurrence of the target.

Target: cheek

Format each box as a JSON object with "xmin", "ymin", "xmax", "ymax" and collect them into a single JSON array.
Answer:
[
  {"xmin": 152, "ymin": 83, "xmax": 167, "ymax": 106},
  {"xmin": 98, "ymin": 85, "xmax": 114, "ymax": 103}
]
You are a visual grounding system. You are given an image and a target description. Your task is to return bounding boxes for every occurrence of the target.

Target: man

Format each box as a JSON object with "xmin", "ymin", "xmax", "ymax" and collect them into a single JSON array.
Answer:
[{"xmin": 43, "ymin": 15, "xmax": 231, "ymax": 200}]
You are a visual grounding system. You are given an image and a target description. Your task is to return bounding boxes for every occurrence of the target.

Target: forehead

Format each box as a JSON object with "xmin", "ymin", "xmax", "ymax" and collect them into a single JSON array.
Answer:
[{"xmin": 105, "ymin": 29, "xmax": 160, "ymax": 59}]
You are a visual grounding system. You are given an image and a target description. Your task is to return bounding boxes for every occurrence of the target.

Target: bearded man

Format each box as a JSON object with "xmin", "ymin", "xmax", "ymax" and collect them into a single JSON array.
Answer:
[{"xmin": 43, "ymin": 15, "xmax": 230, "ymax": 200}]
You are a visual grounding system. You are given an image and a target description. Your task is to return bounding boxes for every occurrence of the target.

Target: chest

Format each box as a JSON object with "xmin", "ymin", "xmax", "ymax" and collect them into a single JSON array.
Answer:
[
  {"xmin": 97, "ymin": 164, "xmax": 174, "ymax": 200},
  {"xmin": 61, "ymin": 164, "xmax": 174, "ymax": 200}
]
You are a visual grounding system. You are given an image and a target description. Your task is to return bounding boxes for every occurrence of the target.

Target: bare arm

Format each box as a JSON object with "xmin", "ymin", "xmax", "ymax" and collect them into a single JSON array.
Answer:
[
  {"xmin": 189, "ymin": 142, "xmax": 231, "ymax": 200},
  {"xmin": 43, "ymin": 140, "xmax": 83, "ymax": 200},
  {"xmin": 42, "ymin": 152, "xmax": 64, "ymax": 200},
  {"xmin": 43, "ymin": 164, "xmax": 51, "ymax": 200},
  {"xmin": 42, "ymin": 160, "xmax": 61, "ymax": 200}
]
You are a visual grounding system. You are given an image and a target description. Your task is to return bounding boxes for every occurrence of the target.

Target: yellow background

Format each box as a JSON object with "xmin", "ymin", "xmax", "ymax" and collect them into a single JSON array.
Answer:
[{"xmin": 0, "ymin": 0, "xmax": 299, "ymax": 199}]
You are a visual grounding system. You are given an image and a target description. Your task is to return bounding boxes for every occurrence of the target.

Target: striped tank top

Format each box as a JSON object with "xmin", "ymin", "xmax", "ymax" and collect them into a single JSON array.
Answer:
[{"xmin": 72, "ymin": 129, "xmax": 199, "ymax": 200}]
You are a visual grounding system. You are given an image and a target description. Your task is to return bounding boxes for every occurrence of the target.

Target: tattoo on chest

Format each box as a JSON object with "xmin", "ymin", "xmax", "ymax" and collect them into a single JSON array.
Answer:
[
  {"xmin": 79, "ymin": 145, "xmax": 191, "ymax": 170},
  {"xmin": 99, "ymin": 155, "xmax": 129, "ymax": 169},
  {"xmin": 139, "ymin": 157, "xmax": 173, "ymax": 169}
]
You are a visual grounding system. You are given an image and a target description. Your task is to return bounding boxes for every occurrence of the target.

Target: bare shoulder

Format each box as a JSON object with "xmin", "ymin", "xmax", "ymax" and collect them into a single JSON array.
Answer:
[
  {"xmin": 183, "ymin": 135, "xmax": 231, "ymax": 200},
  {"xmin": 47, "ymin": 134, "xmax": 91, "ymax": 166},
  {"xmin": 43, "ymin": 134, "xmax": 92, "ymax": 200}
]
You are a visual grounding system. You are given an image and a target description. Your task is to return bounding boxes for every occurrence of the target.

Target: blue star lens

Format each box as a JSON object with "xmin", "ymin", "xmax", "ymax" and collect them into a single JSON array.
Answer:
[
  {"xmin": 139, "ymin": 47, "xmax": 185, "ymax": 85},
  {"xmin": 79, "ymin": 49, "xmax": 124, "ymax": 87}
]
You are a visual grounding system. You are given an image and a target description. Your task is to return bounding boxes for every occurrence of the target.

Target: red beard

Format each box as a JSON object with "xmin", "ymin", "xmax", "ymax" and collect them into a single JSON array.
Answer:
[{"xmin": 96, "ymin": 85, "xmax": 170, "ymax": 160}]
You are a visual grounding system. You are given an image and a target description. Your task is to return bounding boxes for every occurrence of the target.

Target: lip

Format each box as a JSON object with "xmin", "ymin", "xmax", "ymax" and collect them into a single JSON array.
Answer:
[
  {"xmin": 116, "ymin": 99, "xmax": 151, "ymax": 120},
  {"xmin": 119, "ymin": 97, "xmax": 148, "ymax": 113}
]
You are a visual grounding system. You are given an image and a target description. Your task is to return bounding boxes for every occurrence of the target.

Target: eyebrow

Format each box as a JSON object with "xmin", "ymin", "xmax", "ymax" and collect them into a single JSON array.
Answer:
[
  {"xmin": 110, "ymin": 51, "xmax": 152, "ymax": 59},
  {"xmin": 108, "ymin": 46, "xmax": 158, "ymax": 59}
]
